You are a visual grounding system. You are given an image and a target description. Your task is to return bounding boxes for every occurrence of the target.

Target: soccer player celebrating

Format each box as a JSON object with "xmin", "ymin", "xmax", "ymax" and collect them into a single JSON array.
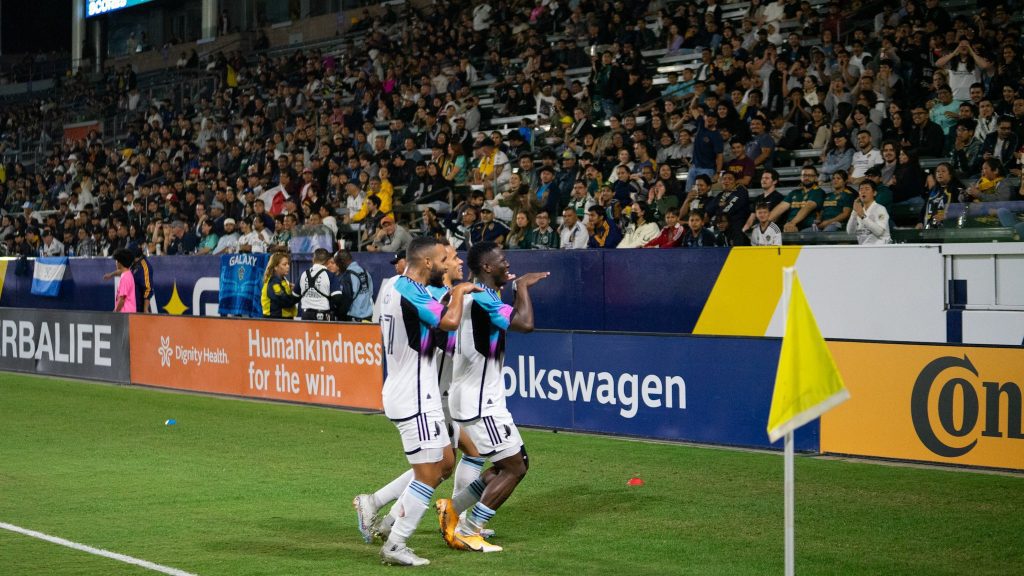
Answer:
[
  {"xmin": 355, "ymin": 240, "xmax": 492, "ymax": 544},
  {"xmin": 436, "ymin": 241, "xmax": 548, "ymax": 553},
  {"xmin": 362, "ymin": 237, "xmax": 480, "ymax": 567}
]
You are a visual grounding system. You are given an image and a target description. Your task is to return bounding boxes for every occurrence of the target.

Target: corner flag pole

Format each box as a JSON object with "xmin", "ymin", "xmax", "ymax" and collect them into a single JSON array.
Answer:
[{"xmin": 782, "ymin": 267, "xmax": 795, "ymax": 576}]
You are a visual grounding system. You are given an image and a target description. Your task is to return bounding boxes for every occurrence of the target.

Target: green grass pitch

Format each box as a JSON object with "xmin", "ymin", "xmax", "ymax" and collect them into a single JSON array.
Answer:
[{"xmin": 1, "ymin": 373, "xmax": 1021, "ymax": 575}]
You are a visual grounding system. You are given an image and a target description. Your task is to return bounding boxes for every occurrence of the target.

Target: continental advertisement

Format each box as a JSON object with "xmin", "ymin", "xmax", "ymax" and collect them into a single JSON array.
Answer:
[
  {"xmin": 823, "ymin": 341, "xmax": 1024, "ymax": 471},
  {"xmin": 129, "ymin": 315, "xmax": 384, "ymax": 410}
]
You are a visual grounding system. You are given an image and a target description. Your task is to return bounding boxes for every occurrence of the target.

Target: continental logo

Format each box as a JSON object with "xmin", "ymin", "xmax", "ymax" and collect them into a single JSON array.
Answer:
[{"xmin": 911, "ymin": 355, "xmax": 1023, "ymax": 458}]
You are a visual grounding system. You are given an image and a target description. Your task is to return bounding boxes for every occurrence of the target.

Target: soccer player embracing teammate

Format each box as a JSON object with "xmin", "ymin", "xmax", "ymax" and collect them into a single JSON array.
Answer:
[
  {"xmin": 356, "ymin": 237, "xmax": 481, "ymax": 566},
  {"xmin": 354, "ymin": 238, "xmax": 547, "ymax": 565},
  {"xmin": 436, "ymin": 241, "xmax": 548, "ymax": 553}
]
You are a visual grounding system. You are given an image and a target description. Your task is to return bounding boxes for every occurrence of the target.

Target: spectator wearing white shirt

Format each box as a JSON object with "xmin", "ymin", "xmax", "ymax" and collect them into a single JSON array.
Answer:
[
  {"xmin": 850, "ymin": 130, "xmax": 883, "ymax": 184},
  {"xmin": 236, "ymin": 218, "xmax": 268, "ymax": 253},
  {"xmin": 39, "ymin": 228, "xmax": 66, "ymax": 256},
  {"xmin": 846, "ymin": 181, "xmax": 891, "ymax": 245},
  {"xmin": 212, "ymin": 218, "xmax": 240, "ymax": 254},
  {"xmin": 558, "ymin": 207, "xmax": 589, "ymax": 249}
]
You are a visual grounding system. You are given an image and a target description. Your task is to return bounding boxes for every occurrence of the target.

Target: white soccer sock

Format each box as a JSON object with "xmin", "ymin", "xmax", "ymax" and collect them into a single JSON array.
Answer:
[
  {"xmin": 373, "ymin": 469, "xmax": 414, "ymax": 510},
  {"xmin": 452, "ymin": 455, "xmax": 485, "ymax": 496},
  {"xmin": 386, "ymin": 480, "xmax": 434, "ymax": 546},
  {"xmin": 451, "ymin": 478, "xmax": 485, "ymax": 514},
  {"xmin": 456, "ymin": 501, "xmax": 495, "ymax": 535}
]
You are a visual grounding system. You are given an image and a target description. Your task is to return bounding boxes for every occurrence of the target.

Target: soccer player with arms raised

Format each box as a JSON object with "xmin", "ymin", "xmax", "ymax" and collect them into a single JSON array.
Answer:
[
  {"xmin": 436, "ymin": 241, "xmax": 549, "ymax": 553},
  {"xmin": 365, "ymin": 237, "xmax": 480, "ymax": 567}
]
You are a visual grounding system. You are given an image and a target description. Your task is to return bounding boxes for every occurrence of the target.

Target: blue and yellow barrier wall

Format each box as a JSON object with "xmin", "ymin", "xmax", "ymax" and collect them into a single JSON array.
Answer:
[{"xmin": 1, "ymin": 244, "xmax": 1022, "ymax": 344}]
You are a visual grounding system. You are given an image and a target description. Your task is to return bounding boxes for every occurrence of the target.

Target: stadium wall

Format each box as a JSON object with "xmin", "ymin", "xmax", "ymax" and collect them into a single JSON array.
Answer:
[
  {"xmin": 2, "ymin": 310, "xmax": 1020, "ymax": 470},
  {"xmin": 1, "ymin": 244, "xmax": 1022, "ymax": 344}
]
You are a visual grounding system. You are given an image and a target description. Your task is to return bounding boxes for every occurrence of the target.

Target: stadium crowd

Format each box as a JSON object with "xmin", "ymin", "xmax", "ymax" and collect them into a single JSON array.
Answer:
[{"xmin": 2, "ymin": 0, "xmax": 1024, "ymax": 258}]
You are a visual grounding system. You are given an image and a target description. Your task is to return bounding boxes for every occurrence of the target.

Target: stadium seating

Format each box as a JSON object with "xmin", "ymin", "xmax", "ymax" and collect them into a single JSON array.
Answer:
[{"xmin": 1, "ymin": 0, "xmax": 1022, "ymax": 258}]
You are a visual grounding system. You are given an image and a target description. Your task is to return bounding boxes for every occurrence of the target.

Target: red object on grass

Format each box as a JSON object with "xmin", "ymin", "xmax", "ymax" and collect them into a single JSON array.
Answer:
[{"xmin": 627, "ymin": 476, "xmax": 645, "ymax": 486}]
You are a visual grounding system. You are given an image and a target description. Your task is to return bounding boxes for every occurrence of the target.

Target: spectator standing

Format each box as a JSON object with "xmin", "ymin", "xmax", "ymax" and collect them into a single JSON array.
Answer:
[
  {"xmin": 686, "ymin": 102, "xmax": 724, "ymax": 193},
  {"xmin": 113, "ymin": 249, "xmax": 137, "ymax": 313}
]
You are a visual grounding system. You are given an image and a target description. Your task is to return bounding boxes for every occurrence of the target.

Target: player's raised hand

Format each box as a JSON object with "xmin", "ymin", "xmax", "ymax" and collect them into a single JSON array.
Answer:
[{"xmin": 514, "ymin": 272, "xmax": 550, "ymax": 288}]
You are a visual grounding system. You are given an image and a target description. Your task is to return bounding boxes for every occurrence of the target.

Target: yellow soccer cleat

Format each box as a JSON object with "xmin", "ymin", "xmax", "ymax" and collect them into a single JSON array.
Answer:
[
  {"xmin": 435, "ymin": 499, "xmax": 465, "ymax": 550},
  {"xmin": 453, "ymin": 531, "xmax": 503, "ymax": 553}
]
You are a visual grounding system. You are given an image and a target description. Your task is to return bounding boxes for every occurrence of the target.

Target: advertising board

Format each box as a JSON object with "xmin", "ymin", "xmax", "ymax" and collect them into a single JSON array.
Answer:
[
  {"xmin": 0, "ymin": 308, "xmax": 129, "ymax": 382},
  {"xmin": 129, "ymin": 315, "xmax": 384, "ymax": 410},
  {"xmin": 822, "ymin": 341, "xmax": 1024, "ymax": 470}
]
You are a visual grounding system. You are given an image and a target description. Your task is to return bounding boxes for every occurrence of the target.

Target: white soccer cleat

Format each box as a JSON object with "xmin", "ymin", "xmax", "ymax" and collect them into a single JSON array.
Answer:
[
  {"xmin": 353, "ymin": 494, "xmax": 378, "ymax": 544},
  {"xmin": 372, "ymin": 513, "xmax": 395, "ymax": 543},
  {"xmin": 381, "ymin": 543, "xmax": 430, "ymax": 566}
]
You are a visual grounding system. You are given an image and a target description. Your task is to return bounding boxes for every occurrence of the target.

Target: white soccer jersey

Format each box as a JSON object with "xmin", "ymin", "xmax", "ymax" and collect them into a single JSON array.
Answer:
[
  {"xmin": 750, "ymin": 222, "xmax": 782, "ymax": 246},
  {"xmin": 450, "ymin": 284, "xmax": 515, "ymax": 422},
  {"xmin": 427, "ymin": 285, "xmax": 457, "ymax": 396},
  {"xmin": 379, "ymin": 276, "xmax": 446, "ymax": 421}
]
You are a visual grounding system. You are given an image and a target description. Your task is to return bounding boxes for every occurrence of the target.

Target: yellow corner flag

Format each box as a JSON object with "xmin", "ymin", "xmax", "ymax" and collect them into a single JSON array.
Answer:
[{"xmin": 767, "ymin": 271, "xmax": 850, "ymax": 443}]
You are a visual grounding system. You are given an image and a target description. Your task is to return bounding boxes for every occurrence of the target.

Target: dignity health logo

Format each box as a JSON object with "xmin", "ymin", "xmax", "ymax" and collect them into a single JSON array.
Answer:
[
  {"xmin": 155, "ymin": 335, "xmax": 229, "ymax": 367},
  {"xmin": 158, "ymin": 337, "xmax": 173, "ymax": 367}
]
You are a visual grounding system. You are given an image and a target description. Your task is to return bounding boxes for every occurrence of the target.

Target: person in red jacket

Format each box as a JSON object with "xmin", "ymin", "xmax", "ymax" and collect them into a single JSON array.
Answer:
[{"xmin": 644, "ymin": 208, "xmax": 686, "ymax": 248}]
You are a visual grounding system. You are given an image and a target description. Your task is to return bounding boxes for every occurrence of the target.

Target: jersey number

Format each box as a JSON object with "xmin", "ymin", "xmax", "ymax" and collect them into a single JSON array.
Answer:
[{"xmin": 381, "ymin": 314, "xmax": 395, "ymax": 355}]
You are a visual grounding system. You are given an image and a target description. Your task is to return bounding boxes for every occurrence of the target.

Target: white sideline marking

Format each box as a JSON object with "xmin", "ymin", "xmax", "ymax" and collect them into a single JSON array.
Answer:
[{"xmin": 0, "ymin": 521, "xmax": 198, "ymax": 576}]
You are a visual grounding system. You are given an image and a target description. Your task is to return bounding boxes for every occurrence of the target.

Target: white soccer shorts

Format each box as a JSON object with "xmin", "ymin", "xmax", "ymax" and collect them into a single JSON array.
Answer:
[
  {"xmin": 463, "ymin": 410, "xmax": 524, "ymax": 462},
  {"xmin": 395, "ymin": 408, "xmax": 451, "ymax": 464}
]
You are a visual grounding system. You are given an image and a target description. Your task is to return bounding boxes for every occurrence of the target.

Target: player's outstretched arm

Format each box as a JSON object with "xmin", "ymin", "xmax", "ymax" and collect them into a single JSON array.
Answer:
[
  {"xmin": 438, "ymin": 282, "xmax": 482, "ymax": 331},
  {"xmin": 509, "ymin": 272, "xmax": 549, "ymax": 333}
]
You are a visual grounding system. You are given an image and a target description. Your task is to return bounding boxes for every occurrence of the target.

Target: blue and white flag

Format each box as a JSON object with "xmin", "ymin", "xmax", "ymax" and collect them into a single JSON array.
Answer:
[
  {"xmin": 218, "ymin": 253, "xmax": 269, "ymax": 317},
  {"xmin": 31, "ymin": 257, "xmax": 68, "ymax": 297}
]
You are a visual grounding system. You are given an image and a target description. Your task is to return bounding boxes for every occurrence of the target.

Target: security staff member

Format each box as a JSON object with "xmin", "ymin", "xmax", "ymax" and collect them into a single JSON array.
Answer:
[
  {"xmin": 331, "ymin": 249, "xmax": 374, "ymax": 321},
  {"xmin": 299, "ymin": 248, "xmax": 334, "ymax": 320}
]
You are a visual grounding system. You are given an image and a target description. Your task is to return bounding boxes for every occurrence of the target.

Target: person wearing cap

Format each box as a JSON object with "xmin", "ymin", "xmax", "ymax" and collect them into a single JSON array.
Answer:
[
  {"xmin": 367, "ymin": 214, "xmax": 413, "ymax": 253},
  {"xmin": 469, "ymin": 206, "xmax": 509, "ymax": 245},
  {"xmin": 39, "ymin": 228, "xmax": 66, "ymax": 257},
  {"xmin": 686, "ymin": 99, "xmax": 725, "ymax": 194},
  {"xmin": 212, "ymin": 218, "xmax": 239, "ymax": 255},
  {"xmin": 371, "ymin": 250, "xmax": 407, "ymax": 323}
]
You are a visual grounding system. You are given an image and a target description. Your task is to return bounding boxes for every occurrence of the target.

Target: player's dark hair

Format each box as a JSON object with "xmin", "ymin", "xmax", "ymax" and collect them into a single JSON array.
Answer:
[
  {"xmin": 407, "ymin": 236, "xmax": 440, "ymax": 263},
  {"xmin": 467, "ymin": 241, "xmax": 500, "ymax": 275}
]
